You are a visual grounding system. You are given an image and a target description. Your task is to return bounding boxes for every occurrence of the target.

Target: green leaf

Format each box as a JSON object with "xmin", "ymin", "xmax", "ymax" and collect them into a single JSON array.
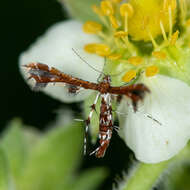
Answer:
[
  {"xmin": 1, "ymin": 119, "xmax": 27, "ymax": 181},
  {"xmin": 72, "ymin": 168, "xmax": 107, "ymax": 190},
  {"xmin": 22, "ymin": 127, "xmax": 40, "ymax": 151},
  {"xmin": 0, "ymin": 120, "xmax": 106, "ymax": 190},
  {"xmin": 18, "ymin": 123, "xmax": 84, "ymax": 190},
  {"xmin": 0, "ymin": 146, "xmax": 14, "ymax": 190},
  {"xmin": 60, "ymin": 0, "xmax": 100, "ymax": 22}
]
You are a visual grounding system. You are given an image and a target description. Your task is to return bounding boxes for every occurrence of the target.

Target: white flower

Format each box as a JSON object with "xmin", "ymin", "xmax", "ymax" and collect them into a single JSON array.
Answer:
[
  {"xmin": 19, "ymin": 18, "xmax": 190, "ymax": 164},
  {"xmin": 19, "ymin": 20, "xmax": 104, "ymax": 102},
  {"xmin": 118, "ymin": 74, "xmax": 190, "ymax": 163}
]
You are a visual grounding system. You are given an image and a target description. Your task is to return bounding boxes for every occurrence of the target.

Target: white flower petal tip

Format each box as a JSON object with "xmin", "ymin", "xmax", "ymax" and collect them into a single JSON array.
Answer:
[
  {"xmin": 19, "ymin": 20, "xmax": 104, "ymax": 102},
  {"xmin": 119, "ymin": 75, "xmax": 190, "ymax": 163}
]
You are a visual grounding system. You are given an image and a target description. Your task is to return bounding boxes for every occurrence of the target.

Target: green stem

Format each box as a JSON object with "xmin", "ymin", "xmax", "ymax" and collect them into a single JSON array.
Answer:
[
  {"xmin": 122, "ymin": 161, "xmax": 169, "ymax": 190},
  {"xmin": 121, "ymin": 142, "xmax": 190, "ymax": 190}
]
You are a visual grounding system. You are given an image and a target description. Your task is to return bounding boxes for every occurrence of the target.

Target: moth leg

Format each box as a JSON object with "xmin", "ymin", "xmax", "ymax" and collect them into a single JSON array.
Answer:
[
  {"xmin": 68, "ymin": 85, "xmax": 81, "ymax": 94},
  {"xmin": 91, "ymin": 93, "xmax": 113, "ymax": 158},
  {"xmin": 84, "ymin": 92, "xmax": 100, "ymax": 155},
  {"xmin": 89, "ymin": 135, "xmax": 110, "ymax": 158}
]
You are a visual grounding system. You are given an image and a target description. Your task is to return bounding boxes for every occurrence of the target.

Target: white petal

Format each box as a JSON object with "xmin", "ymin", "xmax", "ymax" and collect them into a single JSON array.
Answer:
[
  {"xmin": 119, "ymin": 75, "xmax": 190, "ymax": 163},
  {"xmin": 19, "ymin": 20, "xmax": 104, "ymax": 102}
]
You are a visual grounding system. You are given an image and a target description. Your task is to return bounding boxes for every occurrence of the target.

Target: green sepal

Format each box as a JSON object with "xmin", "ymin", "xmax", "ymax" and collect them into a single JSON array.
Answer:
[
  {"xmin": 60, "ymin": 0, "xmax": 100, "ymax": 22},
  {"xmin": 149, "ymin": 46, "xmax": 190, "ymax": 86},
  {"xmin": 104, "ymin": 58, "xmax": 136, "ymax": 86}
]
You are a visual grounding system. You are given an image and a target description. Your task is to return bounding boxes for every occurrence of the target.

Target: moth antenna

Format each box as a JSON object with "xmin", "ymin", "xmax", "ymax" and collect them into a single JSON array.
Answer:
[
  {"xmin": 96, "ymin": 73, "xmax": 104, "ymax": 83},
  {"xmin": 145, "ymin": 114, "xmax": 162, "ymax": 126},
  {"xmin": 102, "ymin": 57, "xmax": 127, "ymax": 78},
  {"xmin": 74, "ymin": 119, "xmax": 85, "ymax": 122},
  {"xmin": 115, "ymin": 110, "xmax": 162, "ymax": 126},
  {"xmin": 72, "ymin": 48, "xmax": 135, "ymax": 82},
  {"xmin": 72, "ymin": 48, "xmax": 105, "ymax": 75},
  {"xmin": 115, "ymin": 110, "xmax": 127, "ymax": 116}
]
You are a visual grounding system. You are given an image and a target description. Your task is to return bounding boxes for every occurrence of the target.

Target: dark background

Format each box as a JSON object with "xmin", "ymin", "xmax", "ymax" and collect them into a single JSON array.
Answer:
[
  {"xmin": 1, "ymin": 1, "xmax": 132, "ymax": 189},
  {"xmin": 1, "ymin": 0, "xmax": 64, "ymax": 129}
]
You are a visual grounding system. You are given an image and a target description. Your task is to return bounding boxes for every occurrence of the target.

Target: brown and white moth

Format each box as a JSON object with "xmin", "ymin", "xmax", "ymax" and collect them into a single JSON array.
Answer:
[{"xmin": 24, "ymin": 62, "xmax": 150, "ymax": 158}]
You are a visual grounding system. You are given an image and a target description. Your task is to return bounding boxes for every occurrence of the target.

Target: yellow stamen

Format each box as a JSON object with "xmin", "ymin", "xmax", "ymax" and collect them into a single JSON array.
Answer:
[
  {"xmin": 145, "ymin": 66, "xmax": 159, "ymax": 77},
  {"xmin": 84, "ymin": 43, "xmax": 111, "ymax": 57},
  {"xmin": 163, "ymin": 0, "xmax": 177, "ymax": 11},
  {"xmin": 168, "ymin": 6, "xmax": 173, "ymax": 38},
  {"xmin": 92, "ymin": 5, "xmax": 104, "ymax": 16},
  {"xmin": 124, "ymin": 13, "xmax": 128, "ymax": 33},
  {"xmin": 83, "ymin": 21, "xmax": 102, "ymax": 34},
  {"xmin": 95, "ymin": 44, "xmax": 111, "ymax": 56},
  {"xmin": 128, "ymin": 56, "xmax": 143, "ymax": 66},
  {"xmin": 127, "ymin": 0, "xmax": 176, "ymax": 41},
  {"xmin": 122, "ymin": 70, "xmax": 137, "ymax": 82},
  {"xmin": 84, "ymin": 43, "xmax": 97, "ymax": 53},
  {"xmin": 179, "ymin": 0, "xmax": 187, "ymax": 22},
  {"xmin": 97, "ymin": 31, "xmax": 108, "ymax": 40},
  {"xmin": 108, "ymin": 53, "xmax": 122, "ymax": 60},
  {"xmin": 114, "ymin": 31, "xmax": 128, "ymax": 38},
  {"xmin": 186, "ymin": 19, "xmax": 190, "ymax": 26},
  {"xmin": 120, "ymin": 3, "xmax": 134, "ymax": 32},
  {"xmin": 101, "ymin": 0, "xmax": 114, "ymax": 16},
  {"xmin": 109, "ymin": 15, "xmax": 119, "ymax": 29},
  {"xmin": 170, "ymin": 30, "xmax": 179, "ymax": 45},
  {"xmin": 92, "ymin": 5, "xmax": 110, "ymax": 28},
  {"xmin": 152, "ymin": 51, "xmax": 167, "ymax": 59},
  {"xmin": 147, "ymin": 29, "xmax": 158, "ymax": 48},
  {"xmin": 120, "ymin": 3, "xmax": 134, "ymax": 18},
  {"xmin": 171, "ymin": 0, "xmax": 177, "ymax": 10},
  {"xmin": 160, "ymin": 20, "xmax": 168, "ymax": 42},
  {"xmin": 111, "ymin": 0, "xmax": 123, "ymax": 3}
]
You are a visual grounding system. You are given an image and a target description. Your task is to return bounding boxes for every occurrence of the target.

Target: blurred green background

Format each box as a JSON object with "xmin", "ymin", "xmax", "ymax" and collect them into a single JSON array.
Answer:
[{"xmin": 1, "ymin": 1, "xmax": 190, "ymax": 190}]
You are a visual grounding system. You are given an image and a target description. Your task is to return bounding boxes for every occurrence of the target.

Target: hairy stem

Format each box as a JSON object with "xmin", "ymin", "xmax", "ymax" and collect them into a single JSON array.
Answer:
[{"xmin": 121, "ymin": 142, "xmax": 190, "ymax": 190}]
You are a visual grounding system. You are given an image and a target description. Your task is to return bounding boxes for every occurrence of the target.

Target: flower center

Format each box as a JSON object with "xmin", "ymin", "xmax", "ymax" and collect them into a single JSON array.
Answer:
[{"xmin": 82, "ymin": 0, "xmax": 189, "ymax": 83}]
